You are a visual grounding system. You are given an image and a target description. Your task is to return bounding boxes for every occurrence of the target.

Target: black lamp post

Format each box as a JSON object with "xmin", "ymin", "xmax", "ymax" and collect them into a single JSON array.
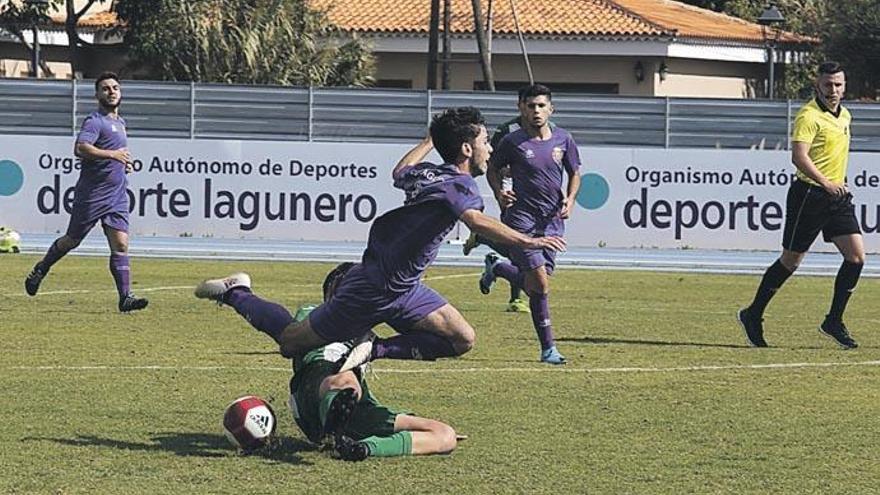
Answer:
[
  {"xmin": 758, "ymin": 4, "xmax": 785, "ymax": 99},
  {"xmin": 25, "ymin": 0, "xmax": 50, "ymax": 78}
]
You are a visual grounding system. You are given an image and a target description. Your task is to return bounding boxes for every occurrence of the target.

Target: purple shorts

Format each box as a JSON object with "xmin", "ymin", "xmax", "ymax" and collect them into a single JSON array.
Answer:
[
  {"xmin": 66, "ymin": 206, "xmax": 129, "ymax": 240},
  {"xmin": 503, "ymin": 207, "xmax": 564, "ymax": 273},
  {"xmin": 308, "ymin": 264, "xmax": 447, "ymax": 342}
]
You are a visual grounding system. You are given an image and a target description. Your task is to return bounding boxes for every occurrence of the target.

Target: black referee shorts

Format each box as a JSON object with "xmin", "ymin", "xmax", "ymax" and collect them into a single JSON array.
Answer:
[{"xmin": 782, "ymin": 179, "xmax": 861, "ymax": 253}]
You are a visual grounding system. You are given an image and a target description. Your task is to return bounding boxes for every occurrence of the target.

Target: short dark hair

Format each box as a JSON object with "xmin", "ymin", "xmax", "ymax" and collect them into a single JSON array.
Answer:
[
  {"xmin": 818, "ymin": 61, "xmax": 844, "ymax": 75},
  {"xmin": 518, "ymin": 83, "xmax": 552, "ymax": 103},
  {"xmin": 322, "ymin": 262, "xmax": 355, "ymax": 302},
  {"xmin": 95, "ymin": 71, "xmax": 120, "ymax": 91},
  {"xmin": 430, "ymin": 107, "xmax": 486, "ymax": 163}
]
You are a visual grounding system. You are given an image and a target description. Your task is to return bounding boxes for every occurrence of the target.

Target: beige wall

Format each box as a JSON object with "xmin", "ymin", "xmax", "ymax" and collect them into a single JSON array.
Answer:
[{"xmin": 375, "ymin": 52, "xmax": 766, "ymax": 98}]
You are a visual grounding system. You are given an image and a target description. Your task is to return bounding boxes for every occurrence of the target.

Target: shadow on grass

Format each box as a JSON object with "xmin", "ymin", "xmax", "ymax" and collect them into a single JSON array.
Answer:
[
  {"xmin": 557, "ymin": 336, "xmax": 745, "ymax": 349},
  {"xmin": 25, "ymin": 433, "xmax": 317, "ymax": 465}
]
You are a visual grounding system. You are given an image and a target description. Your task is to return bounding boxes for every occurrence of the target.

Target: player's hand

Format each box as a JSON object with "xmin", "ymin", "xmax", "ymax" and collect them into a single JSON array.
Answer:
[
  {"xmin": 559, "ymin": 198, "xmax": 574, "ymax": 219},
  {"xmin": 496, "ymin": 190, "xmax": 516, "ymax": 210},
  {"xmin": 822, "ymin": 181, "xmax": 848, "ymax": 198},
  {"xmin": 111, "ymin": 148, "xmax": 132, "ymax": 165},
  {"xmin": 529, "ymin": 235, "xmax": 566, "ymax": 252}
]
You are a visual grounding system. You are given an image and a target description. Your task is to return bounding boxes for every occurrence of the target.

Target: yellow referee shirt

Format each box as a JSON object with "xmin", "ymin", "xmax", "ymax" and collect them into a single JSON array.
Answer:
[{"xmin": 791, "ymin": 98, "xmax": 851, "ymax": 185}]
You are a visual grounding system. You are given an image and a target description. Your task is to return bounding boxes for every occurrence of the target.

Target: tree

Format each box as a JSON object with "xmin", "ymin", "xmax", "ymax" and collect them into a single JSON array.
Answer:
[
  {"xmin": 114, "ymin": 0, "xmax": 375, "ymax": 86},
  {"xmin": 0, "ymin": 0, "xmax": 56, "ymax": 76},
  {"xmin": 64, "ymin": 0, "xmax": 111, "ymax": 77},
  {"xmin": 680, "ymin": 0, "xmax": 880, "ymax": 99},
  {"xmin": 0, "ymin": 0, "xmax": 113, "ymax": 78}
]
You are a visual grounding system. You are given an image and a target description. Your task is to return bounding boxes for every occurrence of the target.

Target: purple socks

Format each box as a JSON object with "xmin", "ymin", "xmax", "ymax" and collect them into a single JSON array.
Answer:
[
  {"xmin": 223, "ymin": 288, "xmax": 293, "ymax": 343},
  {"xmin": 372, "ymin": 332, "xmax": 458, "ymax": 361},
  {"xmin": 109, "ymin": 251, "xmax": 131, "ymax": 298},
  {"xmin": 529, "ymin": 293, "xmax": 556, "ymax": 350},
  {"xmin": 41, "ymin": 238, "xmax": 71, "ymax": 271}
]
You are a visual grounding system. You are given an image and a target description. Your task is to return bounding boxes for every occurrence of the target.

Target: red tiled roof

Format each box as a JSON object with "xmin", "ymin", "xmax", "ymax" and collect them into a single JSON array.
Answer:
[
  {"xmin": 47, "ymin": 0, "xmax": 815, "ymax": 45},
  {"xmin": 312, "ymin": 0, "xmax": 814, "ymax": 44}
]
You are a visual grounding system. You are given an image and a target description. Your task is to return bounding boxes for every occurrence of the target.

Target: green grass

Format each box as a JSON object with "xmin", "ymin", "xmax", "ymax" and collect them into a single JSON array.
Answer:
[{"xmin": 2, "ymin": 254, "xmax": 880, "ymax": 494}]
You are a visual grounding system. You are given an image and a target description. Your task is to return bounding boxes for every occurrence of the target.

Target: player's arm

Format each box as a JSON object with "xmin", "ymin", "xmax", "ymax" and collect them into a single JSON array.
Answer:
[
  {"xmin": 392, "ymin": 135, "xmax": 433, "ymax": 181},
  {"xmin": 74, "ymin": 142, "xmax": 130, "ymax": 163},
  {"xmin": 791, "ymin": 142, "xmax": 846, "ymax": 197},
  {"xmin": 459, "ymin": 209, "xmax": 565, "ymax": 252},
  {"xmin": 560, "ymin": 170, "xmax": 581, "ymax": 219},
  {"xmin": 487, "ymin": 143, "xmax": 515, "ymax": 209}
]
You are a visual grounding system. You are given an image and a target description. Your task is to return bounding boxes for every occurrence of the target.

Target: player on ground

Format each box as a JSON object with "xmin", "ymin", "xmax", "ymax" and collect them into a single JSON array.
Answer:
[
  {"xmin": 738, "ymin": 61, "xmax": 864, "ymax": 349},
  {"xmin": 462, "ymin": 87, "xmax": 556, "ymax": 314},
  {"xmin": 482, "ymin": 84, "xmax": 582, "ymax": 365},
  {"xmin": 199, "ymin": 107, "xmax": 565, "ymax": 367},
  {"xmin": 24, "ymin": 72, "xmax": 148, "ymax": 313},
  {"xmin": 197, "ymin": 266, "xmax": 458, "ymax": 461}
]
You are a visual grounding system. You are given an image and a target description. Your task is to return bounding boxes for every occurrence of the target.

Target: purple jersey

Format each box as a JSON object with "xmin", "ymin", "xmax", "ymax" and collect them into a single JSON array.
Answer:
[
  {"xmin": 74, "ymin": 111, "xmax": 129, "ymax": 213},
  {"xmin": 361, "ymin": 162, "xmax": 484, "ymax": 294},
  {"xmin": 491, "ymin": 127, "xmax": 581, "ymax": 218}
]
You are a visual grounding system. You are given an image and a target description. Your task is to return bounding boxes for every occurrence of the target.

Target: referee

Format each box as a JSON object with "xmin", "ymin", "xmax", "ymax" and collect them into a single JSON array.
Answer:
[{"xmin": 738, "ymin": 61, "xmax": 864, "ymax": 349}]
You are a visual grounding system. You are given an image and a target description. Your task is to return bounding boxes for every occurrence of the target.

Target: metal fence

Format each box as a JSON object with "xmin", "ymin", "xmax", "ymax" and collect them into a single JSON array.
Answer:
[{"xmin": 2, "ymin": 78, "xmax": 879, "ymax": 151}]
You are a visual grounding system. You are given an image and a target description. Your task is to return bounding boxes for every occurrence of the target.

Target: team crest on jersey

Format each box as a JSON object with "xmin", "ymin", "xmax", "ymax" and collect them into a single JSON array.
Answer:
[
  {"xmin": 111, "ymin": 124, "xmax": 118, "ymax": 132},
  {"xmin": 524, "ymin": 149, "xmax": 535, "ymax": 159},
  {"xmin": 552, "ymin": 146, "xmax": 564, "ymax": 165}
]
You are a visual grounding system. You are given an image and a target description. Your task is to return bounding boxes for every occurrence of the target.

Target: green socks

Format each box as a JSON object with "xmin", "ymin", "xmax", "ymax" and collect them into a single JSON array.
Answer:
[{"xmin": 359, "ymin": 431, "xmax": 413, "ymax": 457}]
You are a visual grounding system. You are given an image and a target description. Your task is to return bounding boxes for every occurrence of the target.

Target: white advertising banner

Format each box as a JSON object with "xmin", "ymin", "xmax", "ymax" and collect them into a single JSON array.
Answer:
[
  {"xmin": 569, "ymin": 148, "xmax": 879, "ymax": 252},
  {"xmin": 0, "ymin": 136, "xmax": 419, "ymax": 241},
  {"xmin": 0, "ymin": 136, "xmax": 877, "ymax": 251}
]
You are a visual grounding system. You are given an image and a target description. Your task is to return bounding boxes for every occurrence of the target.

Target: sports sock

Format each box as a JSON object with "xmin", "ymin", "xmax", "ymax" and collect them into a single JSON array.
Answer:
[
  {"xmin": 223, "ymin": 287, "xmax": 293, "ymax": 343},
  {"xmin": 748, "ymin": 259, "xmax": 793, "ymax": 317},
  {"xmin": 371, "ymin": 332, "xmax": 457, "ymax": 361},
  {"xmin": 318, "ymin": 389, "xmax": 340, "ymax": 431},
  {"xmin": 828, "ymin": 260, "xmax": 863, "ymax": 320},
  {"xmin": 109, "ymin": 251, "xmax": 131, "ymax": 298},
  {"xmin": 509, "ymin": 282, "xmax": 523, "ymax": 303},
  {"xmin": 359, "ymin": 431, "xmax": 413, "ymax": 457},
  {"xmin": 40, "ymin": 238, "xmax": 72, "ymax": 271},
  {"xmin": 529, "ymin": 293, "xmax": 556, "ymax": 351}
]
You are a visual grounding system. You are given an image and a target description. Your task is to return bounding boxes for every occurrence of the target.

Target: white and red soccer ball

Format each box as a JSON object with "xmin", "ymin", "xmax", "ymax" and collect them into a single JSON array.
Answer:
[{"xmin": 222, "ymin": 395, "xmax": 277, "ymax": 452}]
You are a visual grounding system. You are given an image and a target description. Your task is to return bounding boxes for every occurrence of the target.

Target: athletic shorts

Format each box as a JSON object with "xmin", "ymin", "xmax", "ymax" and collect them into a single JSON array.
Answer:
[
  {"xmin": 66, "ymin": 206, "xmax": 129, "ymax": 240},
  {"xmin": 782, "ymin": 179, "xmax": 861, "ymax": 253},
  {"xmin": 290, "ymin": 361, "xmax": 406, "ymax": 443},
  {"xmin": 308, "ymin": 263, "xmax": 447, "ymax": 342},
  {"xmin": 502, "ymin": 206, "xmax": 564, "ymax": 274}
]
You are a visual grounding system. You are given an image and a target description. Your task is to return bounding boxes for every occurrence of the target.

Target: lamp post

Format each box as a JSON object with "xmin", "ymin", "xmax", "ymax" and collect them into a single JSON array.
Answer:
[
  {"xmin": 25, "ymin": 0, "xmax": 50, "ymax": 78},
  {"xmin": 758, "ymin": 4, "xmax": 785, "ymax": 99}
]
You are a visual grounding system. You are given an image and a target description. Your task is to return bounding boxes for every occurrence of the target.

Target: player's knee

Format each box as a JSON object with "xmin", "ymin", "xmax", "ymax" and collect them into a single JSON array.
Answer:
[
  {"xmin": 321, "ymin": 373, "xmax": 362, "ymax": 400},
  {"xmin": 60, "ymin": 236, "xmax": 81, "ymax": 251},
  {"xmin": 435, "ymin": 423, "xmax": 457, "ymax": 454},
  {"xmin": 846, "ymin": 254, "xmax": 866, "ymax": 265},
  {"xmin": 450, "ymin": 326, "xmax": 475, "ymax": 355}
]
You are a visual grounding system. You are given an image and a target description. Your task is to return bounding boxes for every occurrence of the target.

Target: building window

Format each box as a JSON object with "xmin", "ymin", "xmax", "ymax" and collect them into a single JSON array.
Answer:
[{"xmin": 473, "ymin": 81, "xmax": 619, "ymax": 94}]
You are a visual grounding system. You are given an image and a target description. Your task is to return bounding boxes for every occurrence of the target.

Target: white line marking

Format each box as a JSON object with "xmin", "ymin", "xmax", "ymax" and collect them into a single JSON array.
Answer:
[
  {"xmin": 7, "ymin": 360, "xmax": 880, "ymax": 374},
  {"xmin": 1, "ymin": 273, "xmax": 479, "ymax": 298}
]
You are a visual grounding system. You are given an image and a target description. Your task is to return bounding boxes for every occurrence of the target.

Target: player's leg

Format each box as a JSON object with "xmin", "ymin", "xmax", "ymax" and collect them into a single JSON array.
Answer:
[
  {"xmin": 522, "ymin": 264, "xmax": 565, "ymax": 364},
  {"xmin": 820, "ymin": 232, "xmax": 865, "ymax": 349},
  {"xmin": 104, "ymin": 222, "xmax": 148, "ymax": 312},
  {"xmin": 739, "ymin": 181, "xmax": 820, "ymax": 347},
  {"xmin": 372, "ymin": 303, "xmax": 474, "ymax": 362},
  {"xmin": 393, "ymin": 414, "xmax": 457, "ymax": 456},
  {"xmin": 318, "ymin": 372, "xmax": 363, "ymax": 438},
  {"xmin": 24, "ymin": 211, "xmax": 94, "ymax": 296},
  {"xmin": 195, "ymin": 272, "xmax": 325, "ymax": 351}
]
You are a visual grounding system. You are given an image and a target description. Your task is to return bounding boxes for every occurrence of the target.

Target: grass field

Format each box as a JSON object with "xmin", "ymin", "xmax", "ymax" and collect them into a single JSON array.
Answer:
[{"xmin": 2, "ymin": 254, "xmax": 880, "ymax": 494}]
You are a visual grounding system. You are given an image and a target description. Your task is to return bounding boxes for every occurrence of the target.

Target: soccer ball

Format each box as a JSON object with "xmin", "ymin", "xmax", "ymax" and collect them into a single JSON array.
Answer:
[
  {"xmin": 222, "ymin": 395, "xmax": 277, "ymax": 452},
  {"xmin": 0, "ymin": 227, "xmax": 21, "ymax": 253}
]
